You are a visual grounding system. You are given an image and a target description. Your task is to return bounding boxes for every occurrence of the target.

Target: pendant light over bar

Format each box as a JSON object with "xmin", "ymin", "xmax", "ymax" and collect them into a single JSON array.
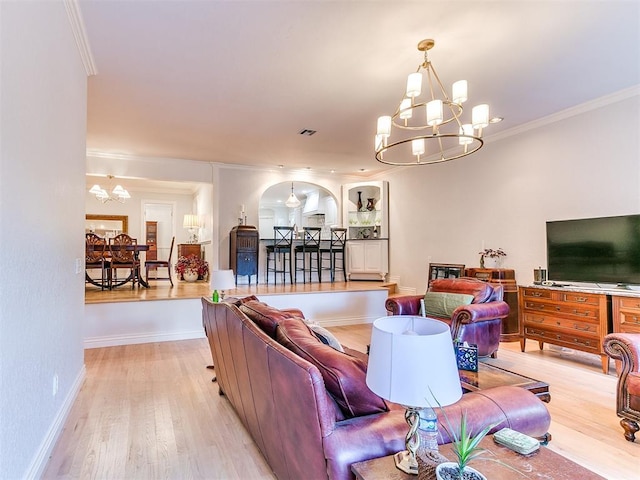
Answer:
[{"xmin": 375, "ymin": 39, "xmax": 501, "ymax": 166}]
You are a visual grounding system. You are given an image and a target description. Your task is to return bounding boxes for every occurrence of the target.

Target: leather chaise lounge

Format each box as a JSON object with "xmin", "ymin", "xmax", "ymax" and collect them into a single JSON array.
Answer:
[{"xmin": 201, "ymin": 295, "xmax": 551, "ymax": 480}]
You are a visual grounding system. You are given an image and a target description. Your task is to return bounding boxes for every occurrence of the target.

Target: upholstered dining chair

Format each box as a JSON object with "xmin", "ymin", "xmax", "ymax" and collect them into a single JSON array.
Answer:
[
  {"xmin": 145, "ymin": 236, "xmax": 175, "ymax": 287},
  {"xmin": 320, "ymin": 227, "xmax": 347, "ymax": 283},
  {"xmin": 109, "ymin": 233, "xmax": 139, "ymax": 289},
  {"xmin": 85, "ymin": 233, "xmax": 110, "ymax": 290}
]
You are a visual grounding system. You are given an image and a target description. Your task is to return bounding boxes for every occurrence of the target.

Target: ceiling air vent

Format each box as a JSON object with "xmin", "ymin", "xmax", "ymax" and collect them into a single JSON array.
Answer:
[{"xmin": 298, "ymin": 129, "xmax": 317, "ymax": 136}]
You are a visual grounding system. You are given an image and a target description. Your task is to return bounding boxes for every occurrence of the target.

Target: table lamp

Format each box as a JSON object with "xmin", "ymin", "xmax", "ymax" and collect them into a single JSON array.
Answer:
[
  {"xmin": 366, "ymin": 315, "xmax": 462, "ymax": 475},
  {"xmin": 183, "ymin": 214, "xmax": 200, "ymax": 243},
  {"xmin": 210, "ymin": 269, "xmax": 236, "ymax": 302}
]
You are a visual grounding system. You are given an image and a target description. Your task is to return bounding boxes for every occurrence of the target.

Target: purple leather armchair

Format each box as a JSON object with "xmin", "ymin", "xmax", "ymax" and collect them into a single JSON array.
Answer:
[
  {"xmin": 603, "ymin": 333, "xmax": 640, "ymax": 442},
  {"xmin": 385, "ymin": 278, "xmax": 509, "ymax": 358}
]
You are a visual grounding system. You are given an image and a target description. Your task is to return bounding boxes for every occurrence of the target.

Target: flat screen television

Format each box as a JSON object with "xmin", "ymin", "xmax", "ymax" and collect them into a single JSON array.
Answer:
[{"xmin": 546, "ymin": 214, "xmax": 640, "ymax": 286}]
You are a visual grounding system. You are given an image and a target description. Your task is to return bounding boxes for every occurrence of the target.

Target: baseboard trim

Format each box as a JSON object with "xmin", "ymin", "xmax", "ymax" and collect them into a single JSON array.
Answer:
[
  {"xmin": 24, "ymin": 365, "xmax": 86, "ymax": 479},
  {"xmin": 84, "ymin": 329, "xmax": 205, "ymax": 349}
]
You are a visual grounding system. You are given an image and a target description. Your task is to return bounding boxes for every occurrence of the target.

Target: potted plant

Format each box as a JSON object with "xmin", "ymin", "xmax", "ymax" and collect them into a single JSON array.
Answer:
[
  {"xmin": 175, "ymin": 254, "xmax": 209, "ymax": 282},
  {"xmin": 434, "ymin": 410, "xmax": 498, "ymax": 480},
  {"xmin": 479, "ymin": 247, "xmax": 506, "ymax": 269}
]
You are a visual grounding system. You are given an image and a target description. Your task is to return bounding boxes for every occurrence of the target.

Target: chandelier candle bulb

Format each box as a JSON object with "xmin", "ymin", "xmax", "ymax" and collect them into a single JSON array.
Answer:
[
  {"xmin": 406, "ymin": 72, "xmax": 423, "ymax": 98},
  {"xmin": 426, "ymin": 99, "xmax": 443, "ymax": 126},
  {"xmin": 377, "ymin": 116, "xmax": 392, "ymax": 137},
  {"xmin": 472, "ymin": 104, "xmax": 490, "ymax": 129},
  {"xmin": 452, "ymin": 80, "xmax": 468, "ymax": 104},
  {"xmin": 459, "ymin": 124, "xmax": 474, "ymax": 145},
  {"xmin": 412, "ymin": 138, "xmax": 425, "ymax": 157},
  {"xmin": 399, "ymin": 98, "xmax": 412, "ymax": 120}
]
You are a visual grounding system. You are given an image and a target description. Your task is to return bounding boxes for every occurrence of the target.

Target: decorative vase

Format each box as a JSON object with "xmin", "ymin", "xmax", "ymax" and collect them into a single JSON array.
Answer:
[
  {"xmin": 366, "ymin": 198, "xmax": 376, "ymax": 211},
  {"xmin": 183, "ymin": 270, "xmax": 198, "ymax": 282},
  {"xmin": 484, "ymin": 257, "xmax": 501, "ymax": 269},
  {"xmin": 356, "ymin": 191, "xmax": 363, "ymax": 211},
  {"xmin": 435, "ymin": 462, "xmax": 487, "ymax": 480}
]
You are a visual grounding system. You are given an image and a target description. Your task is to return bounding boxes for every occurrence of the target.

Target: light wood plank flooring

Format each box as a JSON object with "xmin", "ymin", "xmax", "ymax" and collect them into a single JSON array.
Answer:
[{"xmin": 45, "ymin": 323, "xmax": 638, "ymax": 479}]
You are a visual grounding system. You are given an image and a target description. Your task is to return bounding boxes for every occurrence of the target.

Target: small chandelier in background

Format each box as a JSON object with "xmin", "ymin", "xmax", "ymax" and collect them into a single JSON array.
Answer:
[
  {"xmin": 285, "ymin": 182, "xmax": 301, "ymax": 208},
  {"xmin": 89, "ymin": 175, "xmax": 131, "ymax": 203},
  {"xmin": 375, "ymin": 39, "xmax": 502, "ymax": 166}
]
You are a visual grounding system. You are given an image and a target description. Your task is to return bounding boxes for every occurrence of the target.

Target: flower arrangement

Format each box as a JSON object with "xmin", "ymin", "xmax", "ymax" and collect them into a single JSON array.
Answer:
[
  {"xmin": 175, "ymin": 254, "xmax": 209, "ymax": 279},
  {"xmin": 478, "ymin": 248, "xmax": 506, "ymax": 259}
]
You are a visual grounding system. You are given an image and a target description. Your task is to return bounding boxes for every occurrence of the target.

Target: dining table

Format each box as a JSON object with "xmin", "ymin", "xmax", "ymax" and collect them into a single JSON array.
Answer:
[{"xmin": 85, "ymin": 242, "xmax": 150, "ymax": 289}]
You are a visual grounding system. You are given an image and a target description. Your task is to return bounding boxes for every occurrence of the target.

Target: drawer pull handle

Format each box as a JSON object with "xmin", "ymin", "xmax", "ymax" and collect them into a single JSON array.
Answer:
[
  {"xmin": 531, "ymin": 292, "xmax": 543, "ymax": 297},
  {"xmin": 573, "ymin": 338, "xmax": 591, "ymax": 346},
  {"xmin": 530, "ymin": 318, "xmax": 545, "ymax": 324},
  {"xmin": 572, "ymin": 309, "xmax": 590, "ymax": 317},
  {"xmin": 632, "ymin": 316, "xmax": 640, "ymax": 324},
  {"xmin": 574, "ymin": 324, "xmax": 592, "ymax": 331},
  {"xmin": 574, "ymin": 297, "xmax": 588, "ymax": 303}
]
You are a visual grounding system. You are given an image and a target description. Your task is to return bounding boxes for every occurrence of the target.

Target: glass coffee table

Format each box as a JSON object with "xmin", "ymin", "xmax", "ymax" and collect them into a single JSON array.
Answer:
[{"xmin": 459, "ymin": 362, "xmax": 550, "ymax": 403}]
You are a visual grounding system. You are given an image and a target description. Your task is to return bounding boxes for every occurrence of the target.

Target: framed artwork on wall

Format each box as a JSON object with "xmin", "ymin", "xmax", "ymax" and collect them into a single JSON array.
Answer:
[{"xmin": 428, "ymin": 263, "xmax": 465, "ymax": 287}]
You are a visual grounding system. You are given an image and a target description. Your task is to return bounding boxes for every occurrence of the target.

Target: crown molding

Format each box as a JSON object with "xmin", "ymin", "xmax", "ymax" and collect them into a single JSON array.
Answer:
[
  {"xmin": 64, "ymin": 0, "xmax": 97, "ymax": 76},
  {"xmin": 486, "ymin": 85, "xmax": 640, "ymax": 145}
]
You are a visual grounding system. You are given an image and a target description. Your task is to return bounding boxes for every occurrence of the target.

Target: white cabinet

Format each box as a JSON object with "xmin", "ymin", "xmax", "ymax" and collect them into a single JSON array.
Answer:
[
  {"xmin": 342, "ymin": 181, "xmax": 389, "ymax": 281},
  {"xmin": 347, "ymin": 240, "xmax": 389, "ymax": 281}
]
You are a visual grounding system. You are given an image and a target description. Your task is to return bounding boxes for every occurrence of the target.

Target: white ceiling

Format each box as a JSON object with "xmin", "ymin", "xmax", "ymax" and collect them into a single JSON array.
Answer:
[{"xmin": 80, "ymin": 1, "xmax": 639, "ymax": 179}]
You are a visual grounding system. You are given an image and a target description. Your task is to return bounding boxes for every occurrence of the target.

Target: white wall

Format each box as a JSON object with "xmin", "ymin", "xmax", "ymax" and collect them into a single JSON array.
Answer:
[
  {"xmin": 385, "ymin": 93, "xmax": 640, "ymax": 291},
  {"xmin": 0, "ymin": 2, "xmax": 87, "ymax": 477}
]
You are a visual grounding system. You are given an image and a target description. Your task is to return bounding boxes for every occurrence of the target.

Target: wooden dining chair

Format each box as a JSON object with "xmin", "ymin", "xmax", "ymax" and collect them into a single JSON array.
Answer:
[
  {"xmin": 145, "ymin": 236, "xmax": 175, "ymax": 287},
  {"xmin": 85, "ymin": 233, "xmax": 110, "ymax": 290},
  {"xmin": 109, "ymin": 233, "xmax": 139, "ymax": 289}
]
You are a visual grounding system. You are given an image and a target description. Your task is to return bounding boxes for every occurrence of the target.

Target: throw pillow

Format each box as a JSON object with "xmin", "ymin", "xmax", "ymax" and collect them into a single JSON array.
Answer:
[
  {"xmin": 307, "ymin": 323, "xmax": 345, "ymax": 352},
  {"xmin": 423, "ymin": 292, "xmax": 474, "ymax": 318},
  {"xmin": 239, "ymin": 300, "xmax": 301, "ymax": 338},
  {"xmin": 276, "ymin": 318, "xmax": 388, "ymax": 418}
]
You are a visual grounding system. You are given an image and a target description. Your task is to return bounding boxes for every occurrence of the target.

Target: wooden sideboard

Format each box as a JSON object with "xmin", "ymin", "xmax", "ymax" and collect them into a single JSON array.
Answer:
[
  {"xmin": 611, "ymin": 295, "xmax": 640, "ymax": 334},
  {"xmin": 465, "ymin": 268, "xmax": 519, "ymax": 343},
  {"xmin": 178, "ymin": 243, "xmax": 202, "ymax": 259},
  {"xmin": 519, "ymin": 286, "xmax": 611, "ymax": 373}
]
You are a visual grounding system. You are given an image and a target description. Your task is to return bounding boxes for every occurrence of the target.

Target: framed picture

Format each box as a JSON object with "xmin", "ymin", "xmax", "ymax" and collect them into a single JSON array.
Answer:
[{"xmin": 428, "ymin": 263, "xmax": 465, "ymax": 286}]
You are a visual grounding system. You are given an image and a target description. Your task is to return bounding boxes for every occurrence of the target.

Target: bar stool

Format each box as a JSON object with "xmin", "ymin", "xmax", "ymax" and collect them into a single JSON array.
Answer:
[
  {"xmin": 294, "ymin": 227, "xmax": 322, "ymax": 283},
  {"xmin": 320, "ymin": 228, "xmax": 347, "ymax": 282},
  {"xmin": 265, "ymin": 226, "xmax": 294, "ymax": 284}
]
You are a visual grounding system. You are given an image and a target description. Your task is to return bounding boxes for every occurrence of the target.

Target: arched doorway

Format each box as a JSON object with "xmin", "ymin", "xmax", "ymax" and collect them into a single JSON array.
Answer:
[{"xmin": 259, "ymin": 182, "xmax": 339, "ymax": 239}]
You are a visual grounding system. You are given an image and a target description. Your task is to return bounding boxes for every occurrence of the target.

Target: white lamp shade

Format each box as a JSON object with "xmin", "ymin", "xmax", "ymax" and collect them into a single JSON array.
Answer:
[
  {"xmin": 89, "ymin": 184, "xmax": 102, "ymax": 194},
  {"xmin": 399, "ymin": 98, "xmax": 412, "ymax": 120},
  {"xmin": 426, "ymin": 100, "xmax": 443, "ymax": 126},
  {"xmin": 452, "ymin": 80, "xmax": 468, "ymax": 104},
  {"xmin": 285, "ymin": 193, "xmax": 301, "ymax": 208},
  {"xmin": 366, "ymin": 316, "xmax": 462, "ymax": 408},
  {"xmin": 472, "ymin": 104, "xmax": 490, "ymax": 129},
  {"xmin": 411, "ymin": 138, "xmax": 425, "ymax": 156},
  {"xmin": 459, "ymin": 124, "xmax": 474, "ymax": 145},
  {"xmin": 377, "ymin": 116, "xmax": 392, "ymax": 137},
  {"xmin": 183, "ymin": 214, "xmax": 200, "ymax": 229},
  {"xmin": 210, "ymin": 269, "xmax": 236, "ymax": 291},
  {"xmin": 406, "ymin": 72, "xmax": 422, "ymax": 98},
  {"xmin": 374, "ymin": 134, "xmax": 384, "ymax": 151}
]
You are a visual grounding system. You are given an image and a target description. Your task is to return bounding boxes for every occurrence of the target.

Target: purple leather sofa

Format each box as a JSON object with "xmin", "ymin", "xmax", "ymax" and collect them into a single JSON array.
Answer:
[
  {"xmin": 385, "ymin": 278, "xmax": 509, "ymax": 358},
  {"xmin": 201, "ymin": 295, "xmax": 550, "ymax": 480}
]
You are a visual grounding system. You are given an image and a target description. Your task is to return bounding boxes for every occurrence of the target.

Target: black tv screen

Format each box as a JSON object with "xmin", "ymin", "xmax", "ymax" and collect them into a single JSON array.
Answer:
[{"xmin": 546, "ymin": 214, "xmax": 640, "ymax": 286}]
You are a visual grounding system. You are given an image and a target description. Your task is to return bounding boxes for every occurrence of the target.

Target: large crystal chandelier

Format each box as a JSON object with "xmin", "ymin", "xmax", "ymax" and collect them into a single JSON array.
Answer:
[{"xmin": 375, "ymin": 39, "xmax": 501, "ymax": 166}]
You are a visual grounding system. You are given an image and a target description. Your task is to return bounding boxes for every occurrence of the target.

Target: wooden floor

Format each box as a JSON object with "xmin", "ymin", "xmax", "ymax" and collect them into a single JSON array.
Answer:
[
  {"xmin": 43, "ymin": 321, "xmax": 638, "ymax": 479},
  {"xmin": 84, "ymin": 278, "xmax": 395, "ymax": 304}
]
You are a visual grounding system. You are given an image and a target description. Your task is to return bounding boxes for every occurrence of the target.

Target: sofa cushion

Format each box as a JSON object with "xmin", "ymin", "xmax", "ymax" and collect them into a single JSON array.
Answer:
[
  {"xmin": 239, "ymin": 300, "xmax": 300, "ymax": 338},
  {"xmin": 423, "ymin": 292, "xmax": 474, "ymax": 317},
  {"xmin": 430, "ymin": 278, "xmax": 494, "ymax": 303},
  {"xmin": 276, "ymin": 318, "xmax": 388, "ymax": 418}
]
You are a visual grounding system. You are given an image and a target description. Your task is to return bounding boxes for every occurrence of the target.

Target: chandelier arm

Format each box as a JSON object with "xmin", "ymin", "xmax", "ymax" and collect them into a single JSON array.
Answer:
[
  {"xmin": 427, "ymin": 62, "xmax": 452, "ymax": 103},
  {"xmin": 375, "ymin": 134, "xmax": 484, "ymax": 166}
]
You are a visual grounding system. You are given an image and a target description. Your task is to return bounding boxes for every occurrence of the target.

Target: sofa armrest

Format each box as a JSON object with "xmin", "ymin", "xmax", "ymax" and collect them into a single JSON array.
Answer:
[
  {"xmin": 604, "ymin": 333, "xmax": 640, "ymax": 374},
  {"xmin": 451, "ymin": 300, "xmax": 509, "ymax": 325},
  {"xmin": 385, "ymin": 295, "xmax": 423, "ymax": 315}
]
